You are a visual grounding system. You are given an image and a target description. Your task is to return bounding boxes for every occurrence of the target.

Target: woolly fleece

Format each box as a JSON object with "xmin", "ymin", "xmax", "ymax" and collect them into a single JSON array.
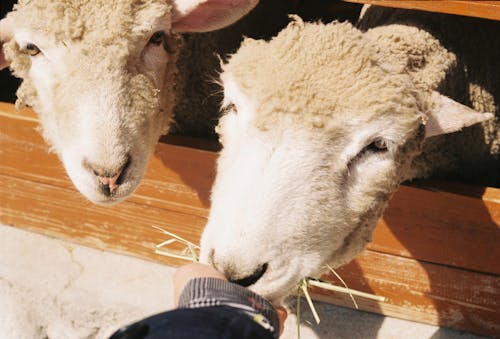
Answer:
[
  {"xmin": 5, "ymin": 0, "xmax": 177, "ymax": 151},
  {"xmin": 225, "ymin": 11, "xmax": 500, "ymax": 185},
  {"xmin": 223, "ymin": 18, "xmax": 423, "ymax": 135},
  {"xmin": 359, "ymin": 6, "xmax": 500, "ymax": 184}
]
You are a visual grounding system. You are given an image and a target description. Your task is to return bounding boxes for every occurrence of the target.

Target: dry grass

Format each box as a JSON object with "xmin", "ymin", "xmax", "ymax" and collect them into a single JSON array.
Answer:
[
  {"xmin": 152, "ymin": 225, "xmax": 200, "ymax": 262},
  {"xmin": 153, "ymin": 225, "xmax": 387, "ymax": 338}
]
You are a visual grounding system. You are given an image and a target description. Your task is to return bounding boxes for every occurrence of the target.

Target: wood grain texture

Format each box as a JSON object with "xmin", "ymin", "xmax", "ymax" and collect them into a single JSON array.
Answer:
[
  {"xmin": 1, "ymin": 104, "xmax": 498, "ymax": 272},
  {"xmin": 343, "ymin": 0, "xmax": 500, "ymax": 21},
  {"xmin": 371, "ymin": 184, "xmax": 500, "ymax": 274},
  {"xmin": 0, "ymin": 102, "xmax": 217, "ymax": 216},
  {"xmin": 0, "ymin": 174, "xmax": 205, "ymax": 267},
  {"xmin": 1, "ymin": 103, "xmax": 499, "ymax": 336},
  {"xmin": 311, "ymin": 251, "xmax": 500, "ymax": 337}
]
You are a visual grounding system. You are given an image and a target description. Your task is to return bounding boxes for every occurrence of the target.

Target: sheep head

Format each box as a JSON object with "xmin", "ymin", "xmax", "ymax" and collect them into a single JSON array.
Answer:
[
  {"xmin": 200, "ymin": 19, "xmax": 493, "ymax": 302},
  {"xmin": 0, "ymin": 0, "xmax": 258, "ymax": 205}
]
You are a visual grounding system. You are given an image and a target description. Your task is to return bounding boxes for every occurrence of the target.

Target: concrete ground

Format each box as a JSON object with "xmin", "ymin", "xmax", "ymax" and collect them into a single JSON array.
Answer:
[{"xmin": 0, "ymin": 224, "xmax": 483, "ymax": 339}]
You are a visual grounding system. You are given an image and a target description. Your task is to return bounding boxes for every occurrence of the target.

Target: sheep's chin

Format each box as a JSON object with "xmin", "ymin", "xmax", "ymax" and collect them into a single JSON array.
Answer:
[
  {"xmin": 250, "ymin": 279, "xmax": 300, "ymax": 305},
  {"xmin": 246, "ymin": 260, "xmax": 324, "ymax": 304}
]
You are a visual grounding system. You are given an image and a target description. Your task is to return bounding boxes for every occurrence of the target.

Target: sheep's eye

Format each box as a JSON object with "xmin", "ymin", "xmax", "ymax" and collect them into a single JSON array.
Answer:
[
  {"xmin": 225, "ymin": 103, "xmax": 238, "ymax": 114},
  {"xmin": 149, "ymin": 31, "xmax": 165, "ymax": 46},
  {"xmin": 358, "ymin": 138, "xmax": 388, "ymax": 158},
  {"xmin": 25, "ymin": 43, "xmax": 41, "ymax": 57},
  {"xmin": 347, "ymin": 138, "xmax": 389, "ymax": 171},
  {"xmin": 369, "ymin": 138, "xmax": 388, "ymax": 151}
]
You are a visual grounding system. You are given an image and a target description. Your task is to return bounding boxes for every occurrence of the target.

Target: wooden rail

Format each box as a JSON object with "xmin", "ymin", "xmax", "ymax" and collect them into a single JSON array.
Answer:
[
  {"xmin": 1, "ymin": 103, "xmax": 498, "ymax": 336},
  {"xmin": 343, "ymin": 0, "xmax": 500, "ymax": 21}
]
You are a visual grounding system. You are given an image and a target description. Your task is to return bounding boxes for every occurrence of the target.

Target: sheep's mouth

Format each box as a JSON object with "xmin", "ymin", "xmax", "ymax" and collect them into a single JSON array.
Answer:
[{"xmin": 230, "ymin": 263, "xmax": 268, "ymax": 287}]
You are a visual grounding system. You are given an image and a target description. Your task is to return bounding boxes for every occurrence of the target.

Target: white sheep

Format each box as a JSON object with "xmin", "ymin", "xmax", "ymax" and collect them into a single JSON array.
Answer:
[
  {"xmin": 0, "ymin": 0, "xmax": 296, "ymax": 205},
  {"xmin": 199, "ymin": 14, "xmax": 498, "ymax": 302}
]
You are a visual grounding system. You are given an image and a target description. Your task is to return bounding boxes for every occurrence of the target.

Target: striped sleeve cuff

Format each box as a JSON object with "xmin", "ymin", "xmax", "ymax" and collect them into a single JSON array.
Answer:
[{"xmin": 178, "ymin": 277, "xmax": 280, "ymax": 338}]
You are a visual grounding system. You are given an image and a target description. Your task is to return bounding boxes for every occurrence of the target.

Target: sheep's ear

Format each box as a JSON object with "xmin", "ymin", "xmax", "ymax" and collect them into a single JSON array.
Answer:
[
  {"xmin": 424, "ymin": 92, "xmax": 494, "ymax": 138},
  {"xmin": 0, "ymin": 17, "xmax": 13, "ymax": 70},
  {"xmin": 170, "ymin": 0, "xmax": 258, "ymax": 33}
]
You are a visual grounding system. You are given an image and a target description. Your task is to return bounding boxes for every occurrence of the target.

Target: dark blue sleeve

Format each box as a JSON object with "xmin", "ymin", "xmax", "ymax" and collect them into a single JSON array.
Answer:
[
  {"xmin": 109, "ymin": 306, "xmax": 274, "ymax": 339},
  {"xmin": 109, "ymin": 278, "xmax": 280, "ymax": 339}
]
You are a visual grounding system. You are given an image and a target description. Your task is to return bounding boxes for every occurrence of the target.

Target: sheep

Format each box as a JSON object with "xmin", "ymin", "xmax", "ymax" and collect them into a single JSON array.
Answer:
[
  {"xmin": 199, "ymin": 13, "xmax": 498, "ymax": 302},
  {"xmin": 0, "ymin": 0, "xmax": 295, "ymax": 205}
]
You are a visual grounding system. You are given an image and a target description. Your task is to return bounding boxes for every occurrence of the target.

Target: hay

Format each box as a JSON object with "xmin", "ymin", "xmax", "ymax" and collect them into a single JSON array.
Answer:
[
  {"xmin": 295, "ymin": 265, "xmax": 387, "ymax": 339},
  {"xmin": 152, "ymin": 226, "xmax": 387, "ymax": 337},
  {"xmin": 152, "ymin": 225, "xmax": 199, "ymax": 262},
  {"xmin": 300, "ymin": 279, "xmax": 321, "ymax": 324}
]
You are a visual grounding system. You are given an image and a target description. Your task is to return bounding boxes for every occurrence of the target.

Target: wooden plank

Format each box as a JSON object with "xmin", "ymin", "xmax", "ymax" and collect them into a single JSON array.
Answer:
[
  {"xmin": 343, "ymin": 0, "xmax": 500, "ymax": 21},
  {"xmin": 371, "ymin": 185, "xmax": 500, "ymax": 275},
  {"xmin": 1, "ymin": 172, "xmax": 498, "ymax": 336},
  {"xmin": 310, "ymin": 250, "xmax": 500, "ymax": 337},
  {"xmin": 0, "ymin": 102, "xmax": 217, "ymax": 218},
  {"xmin": 409, "ymin": 178, "xmax": 500, "ymax": 200},
  {"xmin": 0, "ymin": 173, "xmax": 205, "ymax": 268},
  {"xmin": 1, "ymin": 104, "xmax": 498, "ymax": 273}
]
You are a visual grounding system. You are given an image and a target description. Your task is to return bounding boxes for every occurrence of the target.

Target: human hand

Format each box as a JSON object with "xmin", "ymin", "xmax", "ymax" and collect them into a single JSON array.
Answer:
[
  {"xmin": 173, "ymin": 262, "xmax": 227, "ymax": 306},
  {"xmin": 173, "ymin": 263, "xmax": 288, "ymax": 335}
]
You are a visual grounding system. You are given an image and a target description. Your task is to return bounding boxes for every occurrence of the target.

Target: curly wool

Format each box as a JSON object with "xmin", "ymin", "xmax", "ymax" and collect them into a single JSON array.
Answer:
[
  {"xmin": 5, "ymin": 0, "xmax": 176, "ymax": 148},
  {"xmin": 13, "ymin": 0, "xmax": 168, "ymax": 43},
  {"xmin": 7, "ymin": 0, "xmax": 173, "ymax": 104},
  {"xmin": 223, "ymin": 17, "xmax": 424, "ymax": 141},
  {"xmin": 223, "ymin": 12, "xmax": 499, "ymax": 185},
  {"xmin": 359, "ymin": 6, "xmax": 499, "ymax": 184},
  {"xmin": 6, "ymin": 0, "xmax": 296, "ymax": 139}
]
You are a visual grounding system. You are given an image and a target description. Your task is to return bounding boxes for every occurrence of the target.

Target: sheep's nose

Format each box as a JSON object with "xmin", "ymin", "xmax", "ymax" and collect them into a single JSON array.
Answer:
[
  {"xmin": 97, "ymin": 169, "xmax": 123, "ymax": 193},
  {"xmin": 84, "ymin": 157, "xmax": 130, "ymax": 196},
  {"xmin": 203, "ymin": 249, "xmax": 268, "ymax": 287},
  {"xmin": 227, "ymin": 263, "xmax": 268, "ymax": 287}
]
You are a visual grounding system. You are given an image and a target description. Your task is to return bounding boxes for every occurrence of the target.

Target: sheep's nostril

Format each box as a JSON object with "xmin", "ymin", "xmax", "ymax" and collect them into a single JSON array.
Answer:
[
  {"xmin": 84, "ymin": 156, "xmax": 131, "ymax": 195},
  {"xmin": 230, "ymin": 263, "xmax": 268, "ymax": 287},
  {"xmin": 97, "ymin": 168, "xmax": 123, "ymax": 192}
]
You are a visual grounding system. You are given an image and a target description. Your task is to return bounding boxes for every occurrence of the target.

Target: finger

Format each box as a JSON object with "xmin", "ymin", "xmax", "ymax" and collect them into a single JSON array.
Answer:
[
  {"xmin": 275, "ymin": 306, "xmax": 288, "ymax": 336},
  {"xmin": 173, "ymin": 263, "xmax": 226, "ymax": 306}
]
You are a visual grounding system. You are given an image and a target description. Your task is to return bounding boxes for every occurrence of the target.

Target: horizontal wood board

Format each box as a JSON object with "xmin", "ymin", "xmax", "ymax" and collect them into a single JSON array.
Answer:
[
  {"xmin": 2, "ymin": 104, "xmax": 498, "ymax": 272},
  {"xmin": 312, "ymin": 250, "xmax": 499, "ymax": 336},
  {"xmin": 343, "ymin": 0, "xmax": 500, "ymax": 21},
  {"xmin": 1, "ymin": 103, "xmax": 499, "ymax": 336}
]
